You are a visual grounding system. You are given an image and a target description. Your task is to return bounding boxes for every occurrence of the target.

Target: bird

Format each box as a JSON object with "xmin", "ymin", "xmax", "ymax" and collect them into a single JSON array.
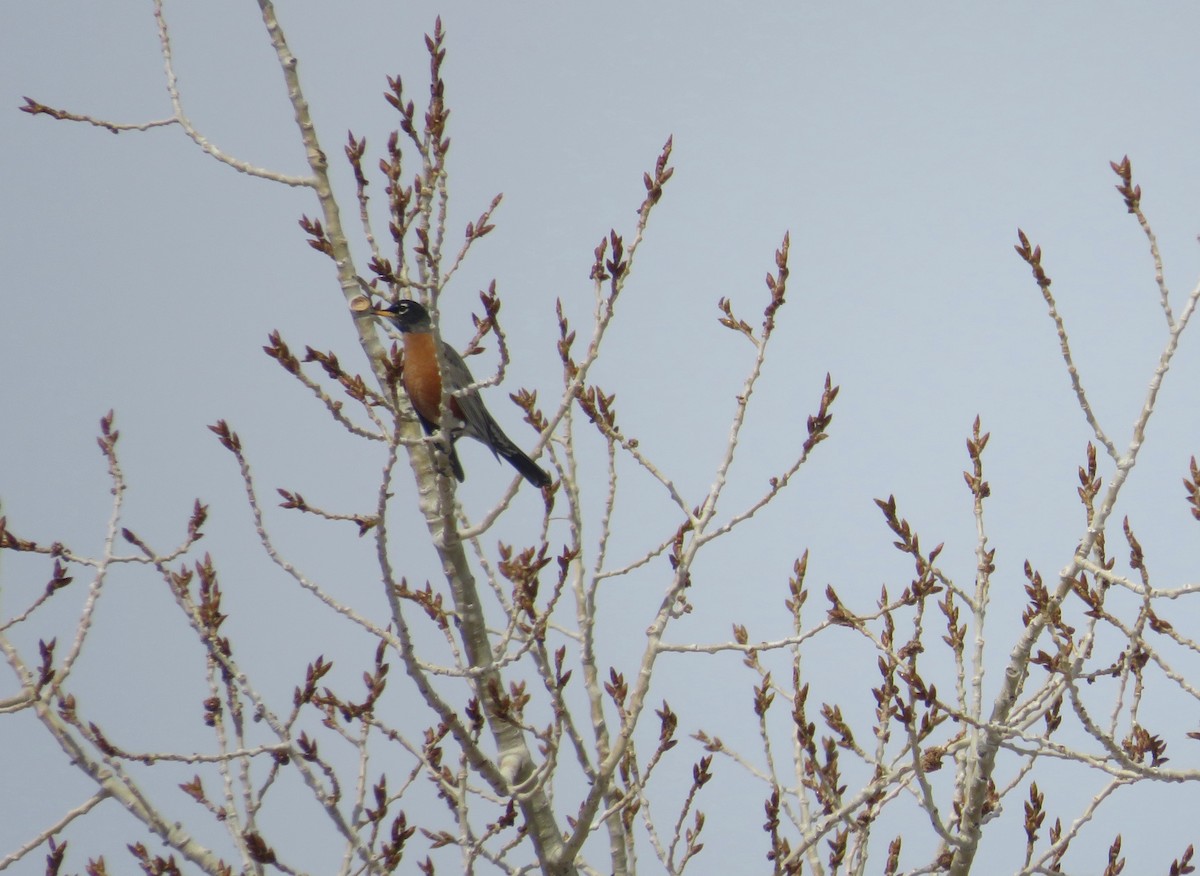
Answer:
[{"xmin": 371, "ymin": 298, "xmax": 552, "ymax": 489}]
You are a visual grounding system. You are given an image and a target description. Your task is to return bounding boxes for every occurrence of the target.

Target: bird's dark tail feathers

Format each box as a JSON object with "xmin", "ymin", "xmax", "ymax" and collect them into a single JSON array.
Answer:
[
  {"xmin": 475, "ymin": 414, "xmax": 552, "ymax": 489},
  {"xmin": 499, "ymin": 444, "xmax": 552, "ymax": 489}
]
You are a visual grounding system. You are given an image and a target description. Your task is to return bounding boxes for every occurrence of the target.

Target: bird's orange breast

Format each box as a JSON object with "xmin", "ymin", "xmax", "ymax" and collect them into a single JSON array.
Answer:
[{"xmin": 401, "ymin": 332, "xmax": 445, "ymax": 424}]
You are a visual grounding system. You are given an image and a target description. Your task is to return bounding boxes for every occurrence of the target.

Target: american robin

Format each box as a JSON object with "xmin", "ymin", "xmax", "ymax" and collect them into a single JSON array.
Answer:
[{"xmin": 372, "ymin": 299, "xmax": 552, "ymax": 489}]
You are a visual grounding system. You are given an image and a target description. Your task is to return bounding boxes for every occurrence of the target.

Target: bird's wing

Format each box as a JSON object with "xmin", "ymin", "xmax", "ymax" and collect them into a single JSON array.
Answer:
[{"xmin": 440, "ymin": 341, "xmax": 518, "ymax": 460}]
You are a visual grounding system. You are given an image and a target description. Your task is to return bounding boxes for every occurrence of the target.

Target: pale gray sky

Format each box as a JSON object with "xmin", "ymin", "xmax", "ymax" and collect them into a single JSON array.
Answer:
[{"xmin": 4, "ymin": 3, "xmax": 1200, "ymax": 872}]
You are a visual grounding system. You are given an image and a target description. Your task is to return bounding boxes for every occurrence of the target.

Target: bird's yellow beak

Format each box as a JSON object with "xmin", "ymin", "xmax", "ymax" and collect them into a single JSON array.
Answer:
[{"xmin": 350, "ymin": 296, "xmax": 397, "ymax": 320}]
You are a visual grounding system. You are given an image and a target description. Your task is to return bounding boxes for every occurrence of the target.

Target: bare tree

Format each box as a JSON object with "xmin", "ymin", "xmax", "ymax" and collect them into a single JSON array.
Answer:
[{"xmin": 5, "ymin": 4, "xmax": 1200, "ymax": 875}]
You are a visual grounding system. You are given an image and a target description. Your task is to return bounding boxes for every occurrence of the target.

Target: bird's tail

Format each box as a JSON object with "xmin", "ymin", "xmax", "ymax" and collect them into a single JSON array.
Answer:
[
  {"xmin": 465, "ymin": 405, "xmax": 552, "ymax": 488},
  {"xmin": 499, "ymin": 444, "xmax": 552, "ymax": 489}
]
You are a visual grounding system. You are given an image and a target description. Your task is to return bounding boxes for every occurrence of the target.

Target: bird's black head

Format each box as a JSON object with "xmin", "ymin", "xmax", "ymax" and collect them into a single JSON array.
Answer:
[{"xmin": 372, "ymin": 298, "xmax": 432, "ymax": 333}]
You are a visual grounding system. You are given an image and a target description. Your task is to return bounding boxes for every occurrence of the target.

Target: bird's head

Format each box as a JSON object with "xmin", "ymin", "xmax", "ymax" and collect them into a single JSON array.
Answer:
[{"xmin": 371, "ymin": 298, "xmax": 432, "ymax": 333}]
